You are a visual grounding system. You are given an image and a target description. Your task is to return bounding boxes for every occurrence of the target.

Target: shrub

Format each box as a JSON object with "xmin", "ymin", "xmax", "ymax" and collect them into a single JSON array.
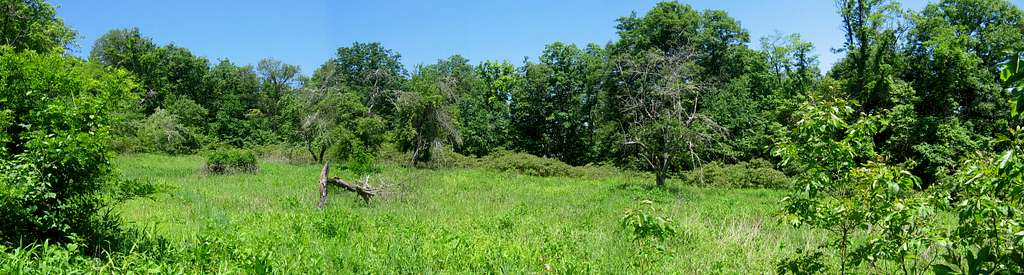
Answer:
[
  {"xmin": 204, "ymin": 148, "xmax": 258, "ymax": 174},
  {"xmin": 137, "ymin": 109, "xmax": 203, "ymax": 154},
  {"xmin": 482, "ymin": 151, "xmax": 579, "ymax": 177},
  {"xmin": 620, "ymin": 200, "xmax": 677, "ymax": 241},
  {"xmin": 679, "ymin": 159, "xmax": 790, "ymax": 188},
  {"xmin": 0, "ymin": 47, "xmax": 136, "ymax": 249}
]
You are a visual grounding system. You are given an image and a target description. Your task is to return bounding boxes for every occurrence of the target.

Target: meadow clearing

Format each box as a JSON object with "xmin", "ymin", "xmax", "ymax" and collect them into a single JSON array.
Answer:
[{"xmin": 112, "ymin": 154, "xmax": 821, "ymax": 273}]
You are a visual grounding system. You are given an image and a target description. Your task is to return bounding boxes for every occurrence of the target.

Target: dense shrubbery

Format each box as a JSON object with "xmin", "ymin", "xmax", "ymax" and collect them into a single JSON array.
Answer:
[
  {"xmin": 204, "ymin": 148, "xmax": 258, "ymax": 174},
  {"xmin": 481, "ymin": 151, "xmax": 580, "ymax": 177},
  {"xmin": 0, "ymin": 46, "xmax": 138, "ymax": 250},
  {"xmin": 679, "ymin": 159, "xmax": 789, "ymax": 189}
]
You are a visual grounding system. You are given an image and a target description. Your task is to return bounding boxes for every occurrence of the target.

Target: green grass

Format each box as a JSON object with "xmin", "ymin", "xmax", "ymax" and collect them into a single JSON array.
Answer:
[{"xmin": 112, "ymin": 154, "xmax": 824, "ymax": 273}]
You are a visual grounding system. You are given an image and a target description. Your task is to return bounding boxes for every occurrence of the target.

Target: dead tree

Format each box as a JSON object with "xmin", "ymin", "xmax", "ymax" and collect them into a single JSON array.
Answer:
[{"xmin": 317, "ymin": 161, "xmax": 376, "ymax": 208}]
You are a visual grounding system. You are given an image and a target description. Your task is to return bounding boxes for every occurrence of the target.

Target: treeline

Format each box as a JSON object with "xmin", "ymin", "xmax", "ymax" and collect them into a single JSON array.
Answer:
[{"xmin": 92, "ymin": 0, "xmax": 1024, "ymax": 188}]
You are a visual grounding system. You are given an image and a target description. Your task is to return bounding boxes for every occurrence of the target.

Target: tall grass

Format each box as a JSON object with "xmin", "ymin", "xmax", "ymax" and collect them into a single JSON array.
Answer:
[{"xmin": 92, "ymin": 154, "xmax": 828, "ymax": 273}]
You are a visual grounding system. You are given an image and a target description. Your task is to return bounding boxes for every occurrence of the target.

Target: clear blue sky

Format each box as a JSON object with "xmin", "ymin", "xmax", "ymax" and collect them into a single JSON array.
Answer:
[{"xmin": 54, "ymin": 0, "xmax": 1024, "ymax": 75}]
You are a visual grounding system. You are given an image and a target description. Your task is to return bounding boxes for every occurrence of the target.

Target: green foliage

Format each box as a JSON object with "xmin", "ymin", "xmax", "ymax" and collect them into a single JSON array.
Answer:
[
  {"xmin": 0, "ymin": 46, "xmax": 136, "ymax": 249},
  {"xmin": 136, "ymin": 108, "xmax": 202, "ymax": 154},
  {"xmin": 776, "ymin": 249, "xmax": 826, "ymax": 275},
  {"xmin": 927, "ymin": 49, "xmax": 1024, "ymax": 273},
  {"xmin": 680, "ymin": 159, "xmax": 790, "ymax": 189},
  {"xmin": 773, "ymin": 97, "xmax": 936, "ymax": 273},
  {"xmin": 620, "ymin": 200, "xmax": 677, "ymax": 241},
  {"xmin": 316, "ymin": 42, "xmax": 406, "ymax": 119},
  {"xmin": 395, "ymin": 56, "xmax": 468, "ymax": 165},
  {"xmin": 511, "ymin": 43, "xmax": 606, "ymax": 165},
  {"xmin": 458, "ymin": 60, "xmax": 516, "ymax": 156},
  {"xmin": 0, "ymin": 0, "xmax": 76, "ymax": 53},
  {"xmin": 481, "ymin": 151, "xmax": 578, "ymax": 178},
  {"xmin": 204, "ymin": 148, "xmax": 258, "ymax": 174}
]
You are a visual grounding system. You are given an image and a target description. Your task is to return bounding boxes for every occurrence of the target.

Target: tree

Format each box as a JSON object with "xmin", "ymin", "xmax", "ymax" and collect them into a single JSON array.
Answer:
[
  {"xmin": 513, "ymin": 43, "xmax": 606, "ymax": 165},
  {"xmin": 0, "ymin": 0, "xmax": 75, "ymax": 53},
  {"xmin": 299, "ymin": 63, "xmax": 385, "ymax": 163},
  {"xmin": 319, "ymin": 42, "xmax": 406, "ymax": 119},
  {"xmin": 613, "ymin": 1, "xmax": 749, "ymax": 80},
  {"xmin": 90, "ymin": 29, "xmax": 210, "ymax": 114},
  {"xmin": 256, "ymin": 58, "xmax": 300, "ymax": 121},
  {"xmin": 205, "ymin": 59, "xmax": 273, "ymax": 146},
  {"xmin": 458, "ymin": 60, "xmax": 517, "ymax": 156},
  {"xmin": 773, "ymin": 96, "xmax": 934, "ymax": 274},
  {"xmin": 612, "ymin": 49, "xmax": 725, "ymax": 186},
  {"xmin": 395, "ymin": 58, "xmax": 466, "ymax": 165}
]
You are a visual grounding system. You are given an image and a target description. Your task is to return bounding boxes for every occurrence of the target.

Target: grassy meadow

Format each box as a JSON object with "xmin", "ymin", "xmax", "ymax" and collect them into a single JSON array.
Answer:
[{"xmin": 110, "ymin": 154, "xmax": 825, "ymax": 273}]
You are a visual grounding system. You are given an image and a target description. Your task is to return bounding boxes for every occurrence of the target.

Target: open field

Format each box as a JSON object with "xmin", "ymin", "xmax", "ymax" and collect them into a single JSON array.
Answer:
[{"xmin": 113, "ymin": 154, "xmax": 823, "ymax": 273}]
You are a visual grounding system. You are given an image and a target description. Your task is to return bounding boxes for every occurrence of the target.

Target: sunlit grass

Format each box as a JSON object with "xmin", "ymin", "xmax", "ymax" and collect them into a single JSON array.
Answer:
[{"xmin": 113, "ymin": 154, "xmax": 824, "ymax": 273}]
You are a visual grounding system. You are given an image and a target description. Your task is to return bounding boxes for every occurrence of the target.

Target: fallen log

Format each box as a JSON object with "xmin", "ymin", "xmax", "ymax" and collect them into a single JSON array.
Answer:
[{"xmin": 317, "ymin": 161, "xmax": 376, "ymax": 209}]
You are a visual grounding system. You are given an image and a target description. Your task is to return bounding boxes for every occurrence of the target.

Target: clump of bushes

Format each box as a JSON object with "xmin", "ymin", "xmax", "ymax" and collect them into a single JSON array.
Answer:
[
  {"xmin": 679, "ymin": 159, "xmax": 789, "ymax": 189},
  {"xmin": 204, "ymin": 148, "xmax": 258, "ymax": 174},
  {"xmin": 482, "ymin": 151, "xmax": 579, "ymax": 177}
]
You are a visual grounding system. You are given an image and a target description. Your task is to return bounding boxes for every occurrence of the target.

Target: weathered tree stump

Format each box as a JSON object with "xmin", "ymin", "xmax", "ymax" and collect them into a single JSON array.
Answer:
[{"xmin": 317, "ymin": 161, "xmax": 376, "ymax": 209}]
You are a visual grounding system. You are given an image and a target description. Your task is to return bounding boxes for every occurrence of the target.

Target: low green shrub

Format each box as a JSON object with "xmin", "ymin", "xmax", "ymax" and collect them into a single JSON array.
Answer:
[
  {"xmin": 482, "ymin": 151, "xmax": 579, "ymax": 177},
  {"xmin": 621, "ymin": 200, "xmax": 677, "ymax": 241},
  {"xmin": 204, "ymin": 149, "xmax": 258, "ymax": 174},
  {"xmin": 679, "ymin": 159, "xmax": 789, "ymax": 188}
]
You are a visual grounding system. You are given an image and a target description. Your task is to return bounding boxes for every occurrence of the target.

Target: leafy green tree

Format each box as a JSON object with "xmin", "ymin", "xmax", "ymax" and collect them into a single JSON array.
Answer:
[
  {"xmin": 901, "ymin": 0, "xmax": 1024, "ymax": 184},
  {"xmin": 136, "ymin": 108, "xmax": 201, "ymax": 154},
  {"xmin": 318, "ymin": 42, "xmax": 406, "ymax": 119},
  {"xmin": 299, "ymin": 64, "xmax": 385, "ymax": 163},
  {"xmin": 90, "ymin": 29, "xmax": 210, "ymax": 114},
  {"xmin": 459, "ymin": 60, "xmax": 517, "ymax": 156},
  {"xmin": 0, "ymin": 0, "xmax": 76, "ymax": 53},
  {"xmin": 930, "ymin": 51, "xmax": 1024, "ymax": 273},
  {"xmin": 513, "ymin": 42, "xmax": 606, "ymax": 165},
  {"xmin": 395, "ymin": 58, "xmax": 466, "ymax": 165},
  {"xmin": 256, "ymin": 58, "xmax": 300, "ymax": 134},
  {"xmin": 205, "ymin": 59, "xmax": 268, "ymax": 146},
  {"xmin": 613, "ymin": 1, "xmax": 749, "ymax": 80}
]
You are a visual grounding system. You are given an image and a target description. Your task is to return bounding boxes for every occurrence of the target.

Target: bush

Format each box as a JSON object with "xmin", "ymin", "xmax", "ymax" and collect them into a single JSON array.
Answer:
[
  {"xmin": 137, "ymin": 109, "xmax": 203, "ymax": 154},
  {"xmin": 482, "ymin": 151, "xmax": 579, "ymax": 178},
  {"xmin": 0, "ymin": 47, "xmax": 136, "ymax": 249},
  {"xmin": 679, "ymin": 159, "xmax": 790, "ymax": 189},
  {"xmin": 204, "ymin": 148, "xmax": 258, "ymax": 174}
]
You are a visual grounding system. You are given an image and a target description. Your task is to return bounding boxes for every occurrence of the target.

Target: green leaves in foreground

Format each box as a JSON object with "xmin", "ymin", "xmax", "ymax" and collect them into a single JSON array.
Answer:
[{"xmin": 773, "ymin": 97, "xmax": 936, "ymax": 274}]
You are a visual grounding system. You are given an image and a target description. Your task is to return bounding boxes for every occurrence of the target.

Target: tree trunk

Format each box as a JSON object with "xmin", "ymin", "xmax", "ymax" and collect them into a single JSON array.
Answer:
[
  {"xmin": 656, "ymin": 171, "xmax": 666, "ymax": 187},
  {"xmin": 306, "ymin": 142, "xmax": 319, "ymax": 162},
  {"xmin": 318, "ymin": 146, "xmax": 327, "ymax": 163}
]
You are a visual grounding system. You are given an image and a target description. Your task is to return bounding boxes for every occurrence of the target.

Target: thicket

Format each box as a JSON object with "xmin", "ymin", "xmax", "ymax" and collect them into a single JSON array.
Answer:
[
  {"xmin": 0, "ymin": 44, "xmax": 147, "ymax": 252},
  {"xmin": 204, "ymin": 148, "xmax": 258, "ymax": 174}
]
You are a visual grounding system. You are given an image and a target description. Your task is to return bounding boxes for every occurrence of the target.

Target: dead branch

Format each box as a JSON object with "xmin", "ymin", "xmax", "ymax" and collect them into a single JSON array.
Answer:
[{"xmin": 317, "ymin": 161, "xmax": 376, "ymax": 209}]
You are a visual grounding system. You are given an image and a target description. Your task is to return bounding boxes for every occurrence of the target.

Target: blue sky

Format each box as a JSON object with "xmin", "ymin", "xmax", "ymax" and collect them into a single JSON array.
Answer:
[{"xmin": 54, "ymin": 0, "xmax": 1024, "ymax": 75}]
